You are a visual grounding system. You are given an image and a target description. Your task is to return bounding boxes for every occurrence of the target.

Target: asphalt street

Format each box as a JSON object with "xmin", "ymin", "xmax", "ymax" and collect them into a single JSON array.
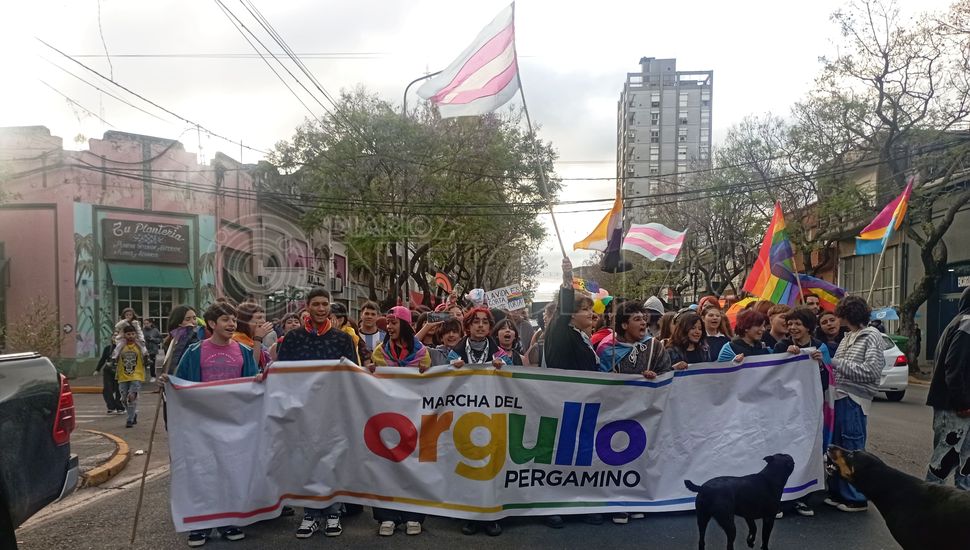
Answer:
[{"xmin": 15, "ymin": 385, "xmax": 936, "ymax": 550}]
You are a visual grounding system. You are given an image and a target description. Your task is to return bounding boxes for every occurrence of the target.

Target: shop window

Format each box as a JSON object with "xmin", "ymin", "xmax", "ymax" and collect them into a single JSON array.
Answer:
[{"xmin": 116, "ymin": 287, "xmax": 177, "ymax": 325}]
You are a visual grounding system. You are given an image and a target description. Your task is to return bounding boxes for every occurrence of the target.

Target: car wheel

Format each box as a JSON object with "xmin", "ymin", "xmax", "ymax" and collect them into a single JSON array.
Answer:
[{"xmin": 885, "ymin": 390, "xmax": 906, "ymax": 402}]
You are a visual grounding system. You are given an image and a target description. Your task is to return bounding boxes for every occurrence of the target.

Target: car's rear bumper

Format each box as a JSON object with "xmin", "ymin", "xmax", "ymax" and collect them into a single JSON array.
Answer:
[
  {"xmin": 879, "ymin": 366, "xmax": 909, "ymax": 392},
  {"xmin": 58, "ymin": 454, "xmax": 79, "ymax": 500}
]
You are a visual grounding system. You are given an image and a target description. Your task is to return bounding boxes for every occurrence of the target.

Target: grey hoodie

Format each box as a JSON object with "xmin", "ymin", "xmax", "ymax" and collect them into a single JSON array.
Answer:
[{"xmin": 832, "ymin": 326, "xmax": 885, "ymax": 401}]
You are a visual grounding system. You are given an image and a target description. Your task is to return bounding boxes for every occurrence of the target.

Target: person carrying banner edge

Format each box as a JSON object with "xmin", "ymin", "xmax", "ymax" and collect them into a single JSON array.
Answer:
[
  {"xmin": 275, "ymin": 288, "xmax": 357, "ymax": 540},
  {"xmin": 161, "ymin": 301, "xmax": 264, "ymax": 547}
]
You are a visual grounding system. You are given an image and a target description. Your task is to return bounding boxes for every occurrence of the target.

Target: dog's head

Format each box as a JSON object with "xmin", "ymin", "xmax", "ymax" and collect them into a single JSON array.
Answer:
[
  {"xmin": 762, "ymin": 453, "xmax": 795, "ymax": 477},
  {"xmin": 825, "ymin": 446, "xmax": 883, "ymax": 483}
]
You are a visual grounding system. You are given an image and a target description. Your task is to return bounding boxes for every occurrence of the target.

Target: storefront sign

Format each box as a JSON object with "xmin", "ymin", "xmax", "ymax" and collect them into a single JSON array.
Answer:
[{"xmin": 102, "ymin": 219, "xmax": 190, "ymax": 264}]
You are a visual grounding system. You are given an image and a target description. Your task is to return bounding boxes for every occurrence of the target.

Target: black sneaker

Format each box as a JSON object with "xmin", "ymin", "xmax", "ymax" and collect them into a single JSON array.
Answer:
[
  {"xmin": 280, "ymin": 505, "xmax": 295, "ymax": 517},
  {"xmin": 461, "ymin": 521, "xmax": 479, "ymax": 535},
  {"xmin": 126, "ymin": 420, "xmax": 134, "ymax": 428},
  {"xmin": 295, "ymin": 514, "xmax": 319, "ymax": 538},
  {"xmin": 483, "ymin": 521, "xmax": 502, "ymax": 536},
  {"xmin": 324, "ymin": 514, "xmax": 342, "ymax": 537},
  {"xmin": 187, "ymin": 530, "xmax": 208, "ymax": 547},
  {"xmin": 544, "ymin": 515, "xmax": 564, "ymax": 529},
  {"xmin": 583, "ymin": 513, "xmax": 604, "ymax": 525},
  {"xmin": 795, "ymin": 501, "xmax": 815, "ymax": 517},
  {"xmin": 219, "ymin": 527, "xmax": 245, "ymax": 541},
  {"xmin": 133, "ymin": 414, "xmax": 138, "ymax": 425}
]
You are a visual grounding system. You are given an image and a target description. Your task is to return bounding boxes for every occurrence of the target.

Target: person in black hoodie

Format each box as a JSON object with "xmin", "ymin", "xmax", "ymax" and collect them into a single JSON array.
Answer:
[
  {"xmin": 926, "ymin": 286, "xmax": 970, "ymax": 489},
  {"xmin": 717, "ymin": 309, "xmax": 772, "ymax": 362},
  {"xmin": 543, "ymin": 257, "xmax": 598, "ymax": 371}
]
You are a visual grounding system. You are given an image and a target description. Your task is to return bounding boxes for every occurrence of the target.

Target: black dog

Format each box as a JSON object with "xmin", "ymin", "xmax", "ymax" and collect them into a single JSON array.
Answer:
[
  {"xmin": 826, "ymin": 446, "xmax": 970, "ymax": 550},
  {"xmin": 685, "ymin": 453, "xmax": 795, "ymax": 550}
]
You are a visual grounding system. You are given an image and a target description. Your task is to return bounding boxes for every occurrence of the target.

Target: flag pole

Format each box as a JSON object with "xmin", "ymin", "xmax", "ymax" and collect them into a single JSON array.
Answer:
[
  {"xmin": 511, "ymin": 3, "xmax": 568, "ymax": 259},
  {"xmin": 865, "ymin": 244, "xmax": 889, "ymax": 304}
]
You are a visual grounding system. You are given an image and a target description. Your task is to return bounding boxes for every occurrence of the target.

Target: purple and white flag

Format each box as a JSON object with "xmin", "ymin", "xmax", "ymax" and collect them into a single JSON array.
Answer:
[
  {"xmin": 622, "ymin": 223, "xmax": 687, "ymax": 262},
  {"xmin": 416, "ymin": 4, "xmax": 519, "ymax": 118}
]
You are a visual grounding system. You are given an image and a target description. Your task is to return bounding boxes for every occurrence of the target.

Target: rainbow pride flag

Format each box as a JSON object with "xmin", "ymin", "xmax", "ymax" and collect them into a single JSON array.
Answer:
[
  {"xmin": 797, "ymin": 274, "xmax": 846, "ymax": 312},
  {"xmin": 742, "ymin": 203, "xmax": 799, "ymax": 304},
  {"xmin": 855, "ymin": 179, "xmax": 913, "ymax": 256}
]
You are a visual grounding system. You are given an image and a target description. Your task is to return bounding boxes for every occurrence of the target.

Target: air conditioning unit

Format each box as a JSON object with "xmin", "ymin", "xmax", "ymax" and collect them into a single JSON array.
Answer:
[{"xmin": 331, "ymin": 277, "xmax": 343, "ymax": 294}]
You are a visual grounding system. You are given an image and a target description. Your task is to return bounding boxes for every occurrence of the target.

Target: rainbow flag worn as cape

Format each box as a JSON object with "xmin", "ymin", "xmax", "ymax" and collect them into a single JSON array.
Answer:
[
  {"xmin": 742, "ymin": 203, "xmax": 799, "ymax": 304},
  {"xmin": 855, "ymin": 179, "xmax": 913, "ymax": 256}
]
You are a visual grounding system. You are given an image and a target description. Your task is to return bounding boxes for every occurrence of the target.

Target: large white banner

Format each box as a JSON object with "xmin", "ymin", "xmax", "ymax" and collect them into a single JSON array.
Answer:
[{"xmin": 167, "ymin": 354, "xmax": 824, "ymax": 532}]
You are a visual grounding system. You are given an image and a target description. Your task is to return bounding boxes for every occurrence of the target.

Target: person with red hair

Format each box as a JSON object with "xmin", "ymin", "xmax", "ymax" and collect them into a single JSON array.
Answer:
[{"xmin": 717, "ymin": 309, "xmax": 772, "ymax": 362}]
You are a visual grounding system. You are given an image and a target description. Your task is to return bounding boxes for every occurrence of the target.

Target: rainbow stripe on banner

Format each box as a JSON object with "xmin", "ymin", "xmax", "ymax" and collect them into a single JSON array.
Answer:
[
  {"xmin": 742, "ymin": 203, "xmax": 799, "ymax": 304},
  {"xmin": 855, "ymin": 179, "xmax": 913, "ymax": 256}
]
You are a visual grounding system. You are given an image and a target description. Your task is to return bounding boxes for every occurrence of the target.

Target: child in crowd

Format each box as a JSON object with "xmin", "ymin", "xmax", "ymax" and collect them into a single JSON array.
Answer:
[
  {"xmin": 112, "ymin": 324, "xmax": 147, "ymax": 428},
  {"xmin": 165, "ymin": 302, "xmax": 262, "ymax": 547}
]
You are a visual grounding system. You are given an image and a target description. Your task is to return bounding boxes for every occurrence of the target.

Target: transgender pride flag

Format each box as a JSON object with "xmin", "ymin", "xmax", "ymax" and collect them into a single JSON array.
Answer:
[
  {"xmin": 416, "ymin": 4, "xmax": 519, "ymax": 118},
  {"xmin": 621, "ymin": 223, "xmax": 687, "ymax": 263}
]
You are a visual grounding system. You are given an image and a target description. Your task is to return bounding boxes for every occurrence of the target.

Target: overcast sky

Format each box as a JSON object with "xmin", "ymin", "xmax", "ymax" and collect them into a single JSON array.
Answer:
[{"xmin": 0, "ymin": 0, "xmax": 950, "ymax": 300}]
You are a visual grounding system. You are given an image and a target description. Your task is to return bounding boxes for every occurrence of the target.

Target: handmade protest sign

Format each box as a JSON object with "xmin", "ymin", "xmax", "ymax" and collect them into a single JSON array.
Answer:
[
  {"xmin": 485, "ymin": 284, "xmax": 525, "ymax": 310},
  {"xmin": 167, "ymin": 355, "xmax": 824, "ymax": 531}
]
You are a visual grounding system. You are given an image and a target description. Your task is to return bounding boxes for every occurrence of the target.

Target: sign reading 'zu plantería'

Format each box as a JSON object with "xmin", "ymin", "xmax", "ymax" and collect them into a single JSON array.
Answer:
[{"xmin": 101, "ymin": 219, "xmax": 190, "ymax": 264}]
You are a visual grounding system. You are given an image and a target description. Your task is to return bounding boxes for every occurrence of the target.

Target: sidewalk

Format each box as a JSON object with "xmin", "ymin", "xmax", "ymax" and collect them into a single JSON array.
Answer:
[
  {"xmin": 70, "ymin": 373, "xmax": 160, "ymax": 394},
  {"xmin": 73, "ymin": 429, "xmax": 131, "ymax": 487}
]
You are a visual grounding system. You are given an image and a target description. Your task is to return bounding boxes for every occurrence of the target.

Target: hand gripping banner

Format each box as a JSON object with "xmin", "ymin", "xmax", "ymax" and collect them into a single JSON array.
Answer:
[{"xmin": 166, "ymin": 355, "xmax": 825, "ymax": 531}]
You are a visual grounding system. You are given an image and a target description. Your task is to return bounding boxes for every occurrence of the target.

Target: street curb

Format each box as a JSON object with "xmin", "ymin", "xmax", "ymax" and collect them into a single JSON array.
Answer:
[
  {"xmin": 72, "ymin": 386, "xmax": 102, "ymax": 394},
  {"xmin": 908, "ymin": 376, "xmax": 931, "ymax": 387},
  {"xmin": 79, "ymin": 429, "xmax": 130, "ymax": 488}
]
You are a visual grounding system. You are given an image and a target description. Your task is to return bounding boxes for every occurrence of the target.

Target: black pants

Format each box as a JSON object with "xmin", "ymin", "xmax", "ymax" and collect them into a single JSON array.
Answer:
[
  {"xmin": 147, "ymin": 353, "xmax": 158, "ymax": 378},
  {"xmin": 373, "ymin": 508, "xmax": 425, "ymax": 524},
  {"xmin": 101, "ymin": 367, "xmax": 124, "ymax": 411}
]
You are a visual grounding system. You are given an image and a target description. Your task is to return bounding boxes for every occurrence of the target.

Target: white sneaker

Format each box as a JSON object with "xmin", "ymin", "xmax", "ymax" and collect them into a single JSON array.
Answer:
[
  {"xmin": 630, "ymin": 512, "xmax": 645, "ymax": 519},
  {"xmin": 775, "ymin": 511, "xmax": 784, "ymax": 519},
  {"xmin": 150, "ymin": 377, "xmax": 157, "ymax": 383},
  {"xmin": 295, "ymin": 515, "xmax": 319, "ymax": 538},
  {"xmin": 378, "ymin": 521, "xmax": 395, "ymax": 536},
  {"xmin": 405, "ymin": 521, "xmax": 422, "ymax": 535},
  {"xmin": 324, "ymin": 514, "xmax": 343, "ymax": 537}
]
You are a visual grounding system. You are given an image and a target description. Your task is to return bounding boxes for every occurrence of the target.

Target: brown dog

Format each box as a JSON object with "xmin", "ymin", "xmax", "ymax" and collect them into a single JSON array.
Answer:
[{"xmin": 826, "ymin": 446, "xmax": 970, "ymax": 550}]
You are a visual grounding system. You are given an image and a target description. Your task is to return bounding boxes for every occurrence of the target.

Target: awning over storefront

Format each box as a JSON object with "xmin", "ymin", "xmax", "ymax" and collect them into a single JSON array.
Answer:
[{"xmin": 107, "ymin": 262, "xmax": 194, "ymax": 289}]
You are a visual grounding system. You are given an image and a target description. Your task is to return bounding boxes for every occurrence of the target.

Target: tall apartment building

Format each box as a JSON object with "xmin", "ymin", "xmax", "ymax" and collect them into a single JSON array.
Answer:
[{"xmin": 617, "ymin": 57, "xmax": 713, "ymax": 222}]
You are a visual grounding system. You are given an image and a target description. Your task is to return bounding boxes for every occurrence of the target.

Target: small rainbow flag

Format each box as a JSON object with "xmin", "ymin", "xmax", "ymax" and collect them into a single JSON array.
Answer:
[
  {"xmin": 797, "ymin": 274, "xmax": 846, "ymax": 312},
  {"xmin": 742, "ymin": 203, "xmax": 799, "ymax": 305},
  {"xmin": 572, "ymin": 278, "xmax": 600, "ymax": 294},
  {"xmin": 855, "ymin": 178, "xmax": 913, "ymax": 256}
]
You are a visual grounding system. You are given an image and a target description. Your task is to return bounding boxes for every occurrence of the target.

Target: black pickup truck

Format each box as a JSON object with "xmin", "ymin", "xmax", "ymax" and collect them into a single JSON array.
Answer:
[{"xmin": 0, "ymin": 353, "xmax": 79, "ymax": 547}]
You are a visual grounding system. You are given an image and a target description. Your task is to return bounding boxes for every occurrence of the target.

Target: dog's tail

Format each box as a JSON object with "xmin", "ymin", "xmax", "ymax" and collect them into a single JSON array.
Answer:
[{"xmin": 684, "ymin": 480, "xmax": 702, "ymax": 493}]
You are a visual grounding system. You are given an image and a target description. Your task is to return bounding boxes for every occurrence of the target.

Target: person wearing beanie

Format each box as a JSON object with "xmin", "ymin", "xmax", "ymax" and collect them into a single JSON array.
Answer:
[
  {"xmin": 368, "ymin": 305, "xmax": 430, "ymax": 536},
  {"xmin": 371, "ymin": 306, "xmax": 432, "ymax": 370},
  {"xmin": 643, "ymin": 296, "xmax": 665, "ymax": 338}
]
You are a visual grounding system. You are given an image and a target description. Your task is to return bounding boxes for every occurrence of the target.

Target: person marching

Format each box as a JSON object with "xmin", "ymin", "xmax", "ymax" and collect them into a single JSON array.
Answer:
[
  {"xmin": 164, "ymin": 301, "xmax": 263, "ymax": 546},
  {"xmin": 276, "ymin": 288, "xmax": 357, "ymax": 540},
  {"xmin": 112, "ymin": 324, "xmax": 148, "ymax": 429},
  {"xmin": 368, "ymin": 306, "xmax": 430, "ymax": 537},
  {"xmin": 717, "ymin": 309, "xmax": 772, "ymax": 362}
]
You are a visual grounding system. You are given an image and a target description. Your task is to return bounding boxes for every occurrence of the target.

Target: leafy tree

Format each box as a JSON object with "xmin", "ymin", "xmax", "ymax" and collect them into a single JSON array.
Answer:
[
  {"xmin": 270, "ymin": 88, "xmax": 558, "ymax": 309},
  {"xmin": 792, "ymin": 0, "xmax": 970, "ymax": 371}
]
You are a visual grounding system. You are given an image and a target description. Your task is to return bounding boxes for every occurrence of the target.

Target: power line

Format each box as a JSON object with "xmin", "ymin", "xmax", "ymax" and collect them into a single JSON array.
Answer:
[
  {"xmin": 37, "ymin": 37, "xmax": 272, "ymax": 158},
  {"xmin": 42, "ymin": 57, "xmax": 170, "ymax": 122},
  {"xmin": 38, "ymin": 79, "xmax": 115, "ymax": 128},
  {"xmin": 68, "ymin": 52, "xmax": 391, "ymax": 59}
]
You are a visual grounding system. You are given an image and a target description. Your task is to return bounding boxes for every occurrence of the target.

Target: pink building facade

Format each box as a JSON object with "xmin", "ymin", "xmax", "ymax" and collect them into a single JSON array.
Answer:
[{"xmin": 0, "ymin": 127, "xmax": 345, "ymax": 371}]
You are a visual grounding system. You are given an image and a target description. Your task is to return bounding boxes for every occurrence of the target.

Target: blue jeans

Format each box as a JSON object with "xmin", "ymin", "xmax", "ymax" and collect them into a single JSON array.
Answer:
[
  {"xmin": 118, "ymin": 380, "xmax": 142, "ymax": 424},
  {"xmin": 830, "ymin": 397, "xmax": 868, "ymax": 503},
  {"xmin": 926, "ymin": 408, "xmax": 970, "ymax": 490}
]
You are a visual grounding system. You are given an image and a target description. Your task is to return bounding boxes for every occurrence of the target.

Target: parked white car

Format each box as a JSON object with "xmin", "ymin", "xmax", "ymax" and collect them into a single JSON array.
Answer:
[{"xmin": 878, "ymin": 335, "xmax": 909, "ymax": 402}]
